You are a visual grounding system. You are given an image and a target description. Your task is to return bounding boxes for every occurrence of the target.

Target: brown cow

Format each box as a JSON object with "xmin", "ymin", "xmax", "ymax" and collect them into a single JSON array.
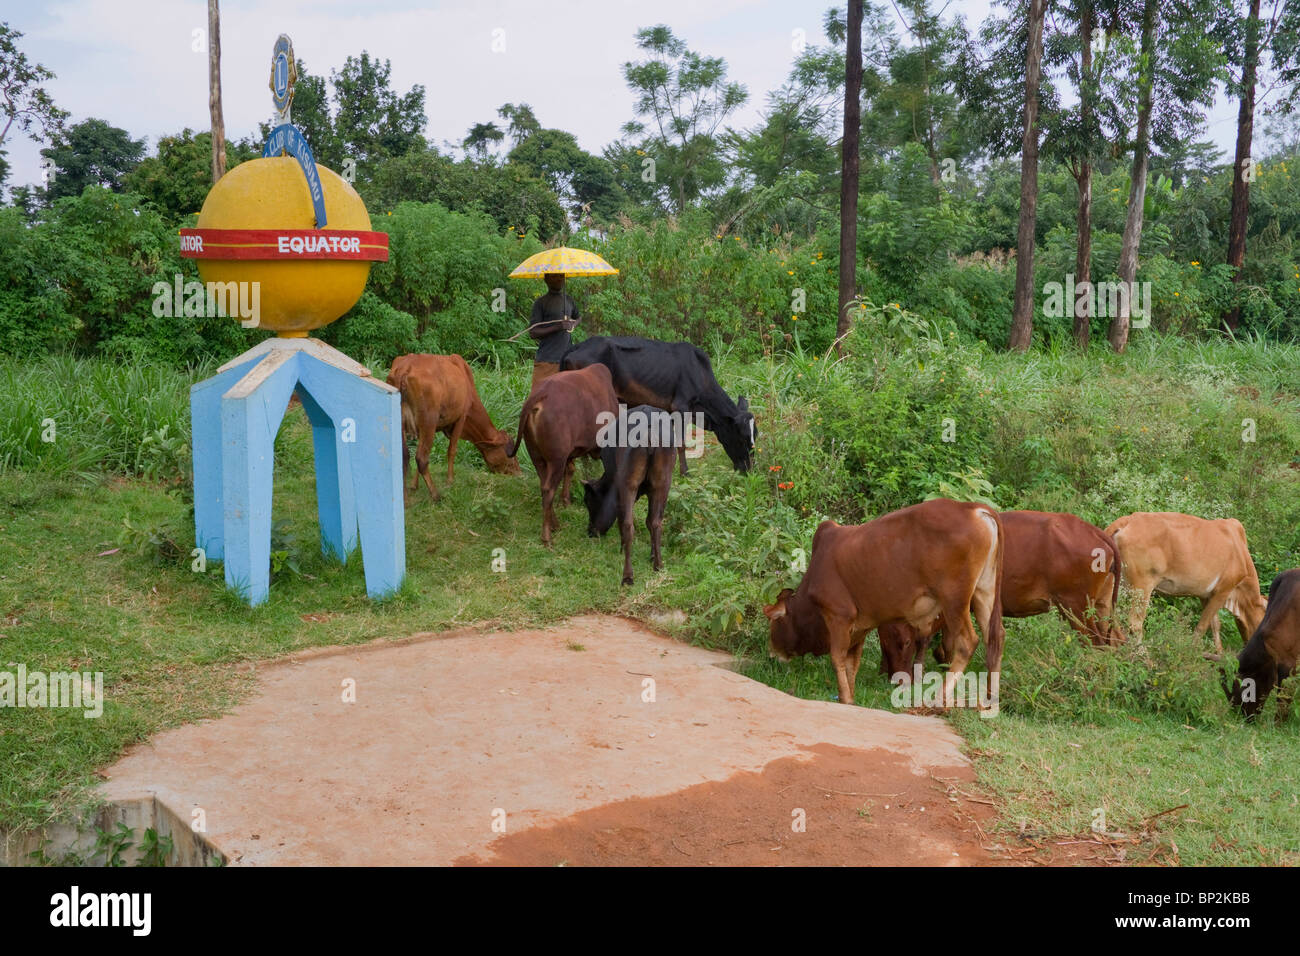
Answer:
[
  {"xmin": 387, "ymin": 354, "xmax": 520, "ymax": 502},
  {"xmin": 764, "ymin": 499, "xmax": 1005, "ymax": 707},
  {"xmin": 581, "ymin": 405, "xmax": 677, "ymax": 585},
  {"xmin": 1105, "ymin": 512, "xmax": 1267, "ymax": 652},
  {"xmin": 878, "ymin": 510, "xmax": 1123, "ymax": 678},
  {"xmin": 506, "ymin": 364, "xmax": 619, "ymax": 546},
  {"xmin": 1226, "ymin": 569, "xmax": 1299, "ymax": 719}
]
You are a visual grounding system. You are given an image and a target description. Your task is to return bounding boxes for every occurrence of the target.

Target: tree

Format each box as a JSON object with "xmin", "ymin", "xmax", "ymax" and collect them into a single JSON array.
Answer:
[
  {"xmin": 263, "ymin": 53, "xmax": 426, "ymax": 179},
  {"xmin": 498, "ymin": 103, "xmax": 541, "ymax": 147},
  {"xmin": 507, "ymin": 126, "xmax": 625, "ymax": 226},
  {"xmin": 618, "ymin": 25, "xmax": 748, "ymax": 213},
  {"xmin": 1009, "ymin": 0, "xmax": 1048, "ymax": 351},
  {"xmin": 361, "ymin": 146, "xmax": 567, "ymax": 240},
  {"xmin": 1219, "ymin": 0, "xmax": 1300, "ymax": 330},
  {"xmin": 124, "ymin": 129, "xmax": 258, "ymax": 220},
  {"xmin": 330, "ymin": 52, "xmax": 426, "ymax": 170},
  {"xmin": 208, "ymin": 0, "xmax": 225, "ymax": 183},
  {"xmin": 0, "ymin": 22, "xmax": 68, "ymax": 166},
  {"xmin": 837, "ymin": 1, "xmax": 864, "ymax": 352},
  {"xmin": 869, "ymin": 0, "xmax": 967, "ymax": 183},
  {"xmin": 40, "ymin": 118, "xmax": 145, "ymax": 201},
  {"xmin": 463, "ymin": 122, "xmax": 504, "ymax": 162}
]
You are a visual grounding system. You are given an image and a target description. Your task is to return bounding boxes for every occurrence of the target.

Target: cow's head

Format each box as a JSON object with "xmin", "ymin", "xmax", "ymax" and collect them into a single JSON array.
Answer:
[
  {"xmin": 1224, "ymin": 640, "xmax": 1277, "ymax": 719},
  {"xmin": 582, "ymin": 478, "xmax": 617, "ymax": 538},
  {"xmin": 764, "ymin": 588, "xmax": 798, "ymax": 660},
  {"xmin": 480, "ymin": 429, "xmax": 523, "ymax": 476},
  {"xmin": 764, "ymin": 586, "xmax": 828, "ymax": 660},
  {"xmin": 713, "ymin": 396, "xmax": 756, "ymax": 473},
  {"xmin": 877, "ymin": 620, "xmax": 930, "ymax": 680}
]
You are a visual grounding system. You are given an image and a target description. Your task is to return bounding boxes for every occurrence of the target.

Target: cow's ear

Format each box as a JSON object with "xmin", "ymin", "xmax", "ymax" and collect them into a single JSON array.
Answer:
[
  {"xmin": 763, "ymin": 588, "xmax": 794, "ymax": 620},
  {"xmin": 737, "ymin": 395, "xmax": 749, "ymax": 411}
]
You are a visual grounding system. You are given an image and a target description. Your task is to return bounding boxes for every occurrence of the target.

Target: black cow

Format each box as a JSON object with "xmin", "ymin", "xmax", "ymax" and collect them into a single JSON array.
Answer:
[
  {"xmin": 582, "ymin": 405, "xmax": 676, "ymax": 586},
  {"xmin": 561, "ymin": 335, "xmax": 755, "ymax": 473},
  {"xmin": 1226, "ymin": 569, "xmax": 1297, "ymax": 719}
]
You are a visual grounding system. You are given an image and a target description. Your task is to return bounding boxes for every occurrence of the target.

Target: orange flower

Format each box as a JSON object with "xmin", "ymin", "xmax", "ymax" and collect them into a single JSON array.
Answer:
[
  {"xmin": 769, "ymin": 465, "xmax": 782, "ymax": 472},
  {"xmin": 778, "ymin": 481, "xmax": 794, "ymax": 490}
]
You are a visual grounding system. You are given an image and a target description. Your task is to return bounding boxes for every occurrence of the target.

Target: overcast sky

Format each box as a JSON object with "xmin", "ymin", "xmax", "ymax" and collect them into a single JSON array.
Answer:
[{"xmin": 1, "ymin": 0, "xmax": 1242, "ymax": 191}]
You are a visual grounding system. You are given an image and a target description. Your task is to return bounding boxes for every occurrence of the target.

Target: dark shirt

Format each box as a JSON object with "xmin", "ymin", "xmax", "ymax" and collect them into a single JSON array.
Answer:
[{"xmin": 528, "ymin": 291, "xmax": 580, "ymax": 363}]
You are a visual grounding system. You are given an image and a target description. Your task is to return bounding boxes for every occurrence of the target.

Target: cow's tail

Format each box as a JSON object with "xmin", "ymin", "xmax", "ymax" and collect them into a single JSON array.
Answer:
[
  {"xmin": 1107, "ymin": 532, "xmax": 1122, "ymax": 642},
  {"xmin": 506, "ymin": 399, "xmax": 541, "ymax": 459},
  {"xmin": 988, "ymin": 509, "xmax": 1006, "ymax": 663}
]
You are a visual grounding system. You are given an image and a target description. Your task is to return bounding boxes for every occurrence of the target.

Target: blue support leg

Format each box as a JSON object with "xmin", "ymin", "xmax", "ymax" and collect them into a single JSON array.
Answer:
[{"xmin": 220, "ymin": 350, "xmax": 300, "ymax": 606}]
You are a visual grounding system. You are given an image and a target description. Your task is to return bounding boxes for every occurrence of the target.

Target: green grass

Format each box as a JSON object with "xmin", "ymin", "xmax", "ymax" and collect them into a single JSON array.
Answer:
[{"xmin": 2, "ymin": 336, "xmax": 1299, "ymax": 864}]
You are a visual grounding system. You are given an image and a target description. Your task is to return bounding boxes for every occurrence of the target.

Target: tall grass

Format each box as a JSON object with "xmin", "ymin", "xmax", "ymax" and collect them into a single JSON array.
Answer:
[{"xmin": 0, "ymin": 356, "xmax": 199, "ymax": 477}]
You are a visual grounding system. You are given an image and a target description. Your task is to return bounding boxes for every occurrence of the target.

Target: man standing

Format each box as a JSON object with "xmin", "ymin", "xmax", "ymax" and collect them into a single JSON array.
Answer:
[{"xmin": 527, "ymin": 272, "xmax": 580, "ymax": 392}]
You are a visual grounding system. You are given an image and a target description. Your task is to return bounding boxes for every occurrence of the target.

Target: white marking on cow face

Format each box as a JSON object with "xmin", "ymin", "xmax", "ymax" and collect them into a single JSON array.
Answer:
[{"xmin": 748, "ymin": 418, "xmax": 755, "ymax": 447}]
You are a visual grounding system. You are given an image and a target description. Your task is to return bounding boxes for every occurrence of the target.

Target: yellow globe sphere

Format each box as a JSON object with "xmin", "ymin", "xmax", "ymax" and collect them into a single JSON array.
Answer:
[{"xmin": 195, "ymin": 156, "xmax": 376, "ymax": 336}]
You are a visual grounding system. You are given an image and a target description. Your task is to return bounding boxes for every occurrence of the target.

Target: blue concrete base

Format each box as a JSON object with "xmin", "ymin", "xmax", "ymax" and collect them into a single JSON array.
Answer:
[{"xmin": 191, "ymin": 338, "xmax": 405, "ymax": 606}]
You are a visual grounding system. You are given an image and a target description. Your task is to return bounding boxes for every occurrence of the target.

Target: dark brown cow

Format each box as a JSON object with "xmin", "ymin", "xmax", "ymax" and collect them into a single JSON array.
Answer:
[
  {"xmin": 506, "ymin": 364, "xmax": 619, "ymax": 546},
  {"xmin": 1226, "ymin": 569, "xmax": 1300, "ymax": 719},
  {"xmin": 878, "ymin": 510, "xmax": 1123, "ymax": 678},
  {"xmin": 581, "ymin": 405, "xmax": 676, "ymax": 585},
  {"xmin": 764, "ymin": 499, "xmax": 1005, "ymax": 707},
  {"xmin": 387, "ymin": 354, "xmax": 521, "ymax": 501}
]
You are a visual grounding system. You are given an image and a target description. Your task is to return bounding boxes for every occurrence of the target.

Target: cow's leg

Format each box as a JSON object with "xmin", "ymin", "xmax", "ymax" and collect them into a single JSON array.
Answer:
[
  {"xmin": 646, "ymin": 489, "xmax": 666, "ymax": 573},
  {"xmin": 414, "ymin": 423, "xmax": 439, "ymax": 501},
  {"xmin": 619, "ymin": 488, "xmax": 636, "ymax": 586},
  {"xmin": 939, "ymin": 605, "xmax": 979, "ymax": 709},
  {"xmin": 1058, "ymin": 598, "xmax": 1103, "ymax": 645},
  {"xmin": 677, "ymin": 445, "xmax": 688, "ymax": 477},
  {"xmin": 846, "ymin": 636, "xmax": 866, "ymax": 693},
  {"xmin": 971, "ymin": 588, "xmax": 1003, "ymax": 678},
  {"xmin": 1194, "ymin": 598, "xmax": 1226, "ymax": 654},
  {"xmin": 444, "ymin": 416, "xmax": 466, "ymax": 488},
  {"xmin": 560, "ymin": 459, "xmax": 576, "ymax": 506},
  {"xmin": 1126, "ymin": 582, "xmax": 1153, "ymax": 645},
  {"xmin": 825, "ymin": 617, "xmax": 857, "ymax": 705},
  {"xmin": 539, "ymin": 460, "xmax": 561, "ymax": 547}
]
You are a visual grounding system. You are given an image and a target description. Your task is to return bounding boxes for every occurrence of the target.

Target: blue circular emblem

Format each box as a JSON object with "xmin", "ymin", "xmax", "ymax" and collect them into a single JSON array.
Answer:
[{"xmin": 270, "ymin": 35, "xmax": 296, "ymax": 114}]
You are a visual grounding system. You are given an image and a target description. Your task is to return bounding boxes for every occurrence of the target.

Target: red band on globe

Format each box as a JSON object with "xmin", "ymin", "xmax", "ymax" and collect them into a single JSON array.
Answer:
[{"xmin": 179, "ymin": 228, "xmax": 390, "ymax": 261}]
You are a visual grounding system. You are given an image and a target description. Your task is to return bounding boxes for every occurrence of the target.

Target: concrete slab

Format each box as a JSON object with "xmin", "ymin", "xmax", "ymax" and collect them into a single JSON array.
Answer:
[{"xmin": 97, "ymin": 615, "xmax": 991, "ymax": 865}]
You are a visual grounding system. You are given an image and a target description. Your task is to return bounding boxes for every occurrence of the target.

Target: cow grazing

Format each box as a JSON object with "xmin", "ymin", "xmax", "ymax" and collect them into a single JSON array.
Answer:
[
  {"xmin": 877, "ymin": 510, "xmax": 1123, "ymax": 677},
  {"xmin": 581, "ymin": 405, "xmax": 676, "ymax": 585},
  {"xmin": 387, "ymin": 354, "xmax": 521, "ymax": 501},
  {"xmin": 506, "ymin": 364, "xmax": 619, "ymax": 546},
  {"xmin": 1227, "ymin": 569, "xmax": 1300, "ymax": 718},
  {"xmin": 560, "ymin": 335, "xmax": 755, "ymax": 474},
  {"xmin": 1105, "ymin": 512, "xmax": 1267, "ymax": 652},
  {"xmin": 764, "ymin": 499, "xmax": 1005, "ymax": 707}
]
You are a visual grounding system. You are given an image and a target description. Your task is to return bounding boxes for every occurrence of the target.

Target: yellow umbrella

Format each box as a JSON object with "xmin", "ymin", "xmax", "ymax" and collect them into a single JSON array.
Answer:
[{"xmin": 509, "ymin": 246, "xmax": 618, "ymax": 278}]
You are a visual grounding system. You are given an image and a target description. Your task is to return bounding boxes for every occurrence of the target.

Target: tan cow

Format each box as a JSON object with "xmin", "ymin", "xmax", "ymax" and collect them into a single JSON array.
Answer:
[
  {"xmin": 1105, "ymin": 511, "xmax": 1267, "ymax": 652},
  {"xmin": 387, "ymin": 353, "xmax": 521, "ymax": 501},
  {"xmin": 764, "ymin": 499, "xmax": 1005, "ymax": 707}
]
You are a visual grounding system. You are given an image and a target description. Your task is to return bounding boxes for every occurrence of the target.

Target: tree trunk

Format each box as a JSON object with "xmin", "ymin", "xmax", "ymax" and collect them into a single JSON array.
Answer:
[
  {"xmin": 1074, "ymin": 0, "xmax": 1094, "ymax": 349},
  {"xmin": 1224, "ymin": 0, "xmax": 1262, "ymax": 332},
  {"xmin": 1109, "ymin": 0, "xmax": 1157, "ymax": 353},
  {"xmin": 1008, "ymin": 0, "xmax": 1047, "ymax": 351},
  {"xmin": 836, "ymin": 0, "xmax": 864, "ymax": 355},
  {"xmin": 208, "ymin": 0, "xmax": 226, "ymax": 183}
]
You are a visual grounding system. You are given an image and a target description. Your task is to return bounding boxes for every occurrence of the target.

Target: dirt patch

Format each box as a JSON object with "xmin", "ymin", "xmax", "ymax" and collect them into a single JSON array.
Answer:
[
  {"xmin": 460, "ymin": 743, "xmax": 998, "ymax": 866},
  {"xmin": 97, "ymin": 615, "xmax": 991, "ymax": 865}
]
